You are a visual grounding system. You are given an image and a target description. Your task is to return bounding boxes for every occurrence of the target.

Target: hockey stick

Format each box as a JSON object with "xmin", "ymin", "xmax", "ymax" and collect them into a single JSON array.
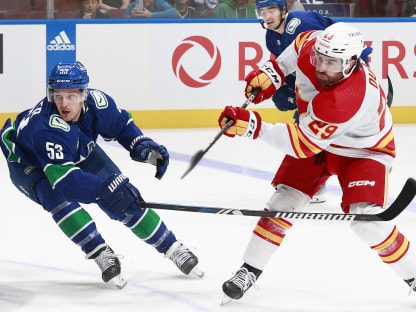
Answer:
[
  {"xmin": 181, "ymin": 88, "xmax": 261, "ymax": 179},
  {"xmin": 142, "ymin": 178, "xmax": 416, "ymax": 222},
  {"xmin": 387, "ymin": 74, "xmax": 393, "ymax": 108}
]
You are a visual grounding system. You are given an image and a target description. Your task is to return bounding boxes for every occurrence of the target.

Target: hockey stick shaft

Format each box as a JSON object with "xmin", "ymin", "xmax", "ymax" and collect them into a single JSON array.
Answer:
[
  {"xmin": 142, "ymin": 178, "xmax": 416, "ymax": 222},
  {"xmin": 204, "ymin": 88, "xmax": 261, "ymax": 153},
  {"xmin": 387, "ymin": 74, "xmax": 393, "ymax": 108},
  {"xmin": 181, "ymin": 88, "xmax": 260, "ymax": 179}
]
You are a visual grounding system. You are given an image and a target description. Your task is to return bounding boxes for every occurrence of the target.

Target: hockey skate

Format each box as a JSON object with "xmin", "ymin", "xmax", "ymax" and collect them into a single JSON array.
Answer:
[
  {"xmin": 89, "ymin": 245, "xmax": 127, "ymax": 289},
  {"xmin": 165, "ymin": 241, "xmax": 204, "ymax": 278},
  {"xmin": 405, "ymin": 278, "xmax": 416, "ymax": 295},
  {"xmin": 221, "ymin": 266, "xmax": 260, "ymax": 305},
  {"xmin": 310, "ymin": 184, "xmax": 326, "ymax": 204}
]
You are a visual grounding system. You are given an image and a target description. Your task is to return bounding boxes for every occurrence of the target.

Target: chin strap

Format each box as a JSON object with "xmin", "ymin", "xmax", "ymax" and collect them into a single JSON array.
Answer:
[
  {"xmin": 273, "ymin": 13, "xmax": 286, "ymax": 31},
  {"xmin": 260, "ymin": 14, "xmax": 285, "ymax": 31}
]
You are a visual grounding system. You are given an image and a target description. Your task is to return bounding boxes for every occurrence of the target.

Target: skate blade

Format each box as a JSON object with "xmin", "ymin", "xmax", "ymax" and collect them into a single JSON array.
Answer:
[
  {"xmin": 109, "ymin": 275, "xmax": 127, "ymax": 289},
  {"xmin": 190, "ymin": 266, "xmax": 205, "ymax": 278},
  {"xmin": 310, "ymin": 195, "xmax": 326, "ymax": 204},
  {"xmin": 220, "ymin": 294, "xmax": 233, "ymax": 306}
]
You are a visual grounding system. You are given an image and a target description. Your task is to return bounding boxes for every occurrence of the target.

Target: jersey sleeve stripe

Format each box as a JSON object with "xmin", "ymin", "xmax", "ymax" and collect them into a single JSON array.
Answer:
[
  {"xmin": 1, "ymin": 121, "xmax": 20, "ymax": 163},
  {"xmin": 377, "ymin": 87, "xmax": 387, "ymax": 130},
  {"xmin": 287, "ymin": 123, "xmax": 305, "ymax": 158},
  {"xmin": 287, "ymin": 123, "xmax": 324, "ymax": 158},
  {"xmin": 366, "ymin": 128, "xmax": 396, "ymax": 157},
  {"xmin": 44, "ymin": 163, "xmax": 79, "ymax": 189}
]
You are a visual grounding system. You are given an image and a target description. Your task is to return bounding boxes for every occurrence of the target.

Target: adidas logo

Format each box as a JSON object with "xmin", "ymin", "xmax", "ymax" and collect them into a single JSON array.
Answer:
[{"xmin": 47, "ymin": 31, "xmax": 75, "ymax": 51}]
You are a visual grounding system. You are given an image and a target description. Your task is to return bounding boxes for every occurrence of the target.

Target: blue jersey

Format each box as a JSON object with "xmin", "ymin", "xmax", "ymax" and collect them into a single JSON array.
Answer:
[
  {"xmin": 2, "ymin": 89, "xmax": 143, "ymax": 204},
  {"xmin": 266, "ymin": 12, "xmax": 334, "ymax": 115},
  {"xmin": 266, "ymin": 11, "xmax": 334, "ymax": 59}
]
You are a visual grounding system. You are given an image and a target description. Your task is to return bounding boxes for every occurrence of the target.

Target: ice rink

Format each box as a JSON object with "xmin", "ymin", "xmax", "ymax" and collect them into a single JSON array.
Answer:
[{"xmin": 0, "ymin": 125, "xmax": 415, "ymax": 312}]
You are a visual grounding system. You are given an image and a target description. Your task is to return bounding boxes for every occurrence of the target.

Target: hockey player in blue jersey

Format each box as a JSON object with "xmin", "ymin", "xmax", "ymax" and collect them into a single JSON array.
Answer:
[
  {"xmin": 0, "ymin": 61, "xmax": 203, "ymax": 287},
  {"xmin": 253, "ymin": 0, "xmax": 372, "ymax": 203},
  {"xmin": 256, "ymin": 0, "xmax": 334, "ymax": 118}
]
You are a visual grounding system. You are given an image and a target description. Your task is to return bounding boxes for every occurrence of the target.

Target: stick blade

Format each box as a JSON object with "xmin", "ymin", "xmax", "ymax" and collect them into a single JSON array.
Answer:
[
  {"xmin": 379, "ymin": 178, "xmax": 416, "ymax": 221},
  {"xmin": 181, "ymin": 149, "xmax": 205, "ymax": 179},
  {"xmin": 387, "ymin": 74, "xmax": 393, "ymax": 108}
]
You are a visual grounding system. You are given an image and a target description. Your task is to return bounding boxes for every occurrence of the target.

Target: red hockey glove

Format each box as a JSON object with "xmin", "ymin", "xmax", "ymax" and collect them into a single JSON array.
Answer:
[
  {"xmin": 218, "ymin": 106, "xmax": 262, "ymax": 139},
  {"xmin": 245, "ymin": 59, "xmax": 285, "ymax": 104}
]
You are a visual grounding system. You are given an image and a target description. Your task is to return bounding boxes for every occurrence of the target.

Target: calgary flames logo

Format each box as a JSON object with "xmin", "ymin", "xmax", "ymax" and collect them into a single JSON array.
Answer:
[{"xmin": 172, "ymin": 36, "xmax": 221, "ymax": 88}]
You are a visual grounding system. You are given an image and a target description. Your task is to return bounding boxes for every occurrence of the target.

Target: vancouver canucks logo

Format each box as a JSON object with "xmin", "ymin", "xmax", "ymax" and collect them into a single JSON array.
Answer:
[
  {"xmin": 50, "ymin": 114, "xmax": 70, "ymax": 132},
  {"xmin": 286, "ymin": 18, "xmax": 301, "ymax": 35},
  {"xmin": 90, "ymin": 90, "xmax": 108, "ymax": 109}
]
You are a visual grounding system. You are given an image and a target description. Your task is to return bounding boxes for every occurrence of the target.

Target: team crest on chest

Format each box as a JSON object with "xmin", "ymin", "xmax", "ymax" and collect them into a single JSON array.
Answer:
[
  {"xmin": 286, "ymin": 18, "xmax": 301, "ymax": 35},
  {"xmin": 49, "ymin": 114, "xmax": 70, "ymax": 132}
]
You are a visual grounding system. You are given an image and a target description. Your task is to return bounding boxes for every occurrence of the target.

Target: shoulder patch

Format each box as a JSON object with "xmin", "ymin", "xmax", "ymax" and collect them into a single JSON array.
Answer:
[
  {"xmin": 90, "ymin": 90, "xmax": 108, "ymax": 109},
  {"xmin": 49, "ymin": 114, "xmax": 70, "ymax": 132},
  {"xmin": 286, "ymin": 18, "xmax": 301, "ymax": 35}
]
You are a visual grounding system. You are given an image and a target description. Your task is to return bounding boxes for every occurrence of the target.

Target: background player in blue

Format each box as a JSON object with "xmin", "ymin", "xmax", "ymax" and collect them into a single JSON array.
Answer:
[
  {"xmin": 254, "ymin": 0, "xmax": 372, "ymax": 203},
  {"xmin": 0, "ymin": 61, "xmax": 203, "ymax": 288}
]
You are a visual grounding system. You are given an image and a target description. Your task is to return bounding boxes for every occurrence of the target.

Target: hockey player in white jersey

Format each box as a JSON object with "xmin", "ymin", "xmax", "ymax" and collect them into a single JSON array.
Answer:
[{"xmin": 218, "ymin": 22, "xmax": 416, "ymax": 302}]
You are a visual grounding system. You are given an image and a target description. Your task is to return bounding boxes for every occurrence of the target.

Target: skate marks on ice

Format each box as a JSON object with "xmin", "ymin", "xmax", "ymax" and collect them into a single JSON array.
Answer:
[
  {"xmin": 0, "ymin": 258, "xmax": 211, "ymax": 312},
  {"xmin": 0, "ymin": 284, "xmax": 32, "ymax": 311}
]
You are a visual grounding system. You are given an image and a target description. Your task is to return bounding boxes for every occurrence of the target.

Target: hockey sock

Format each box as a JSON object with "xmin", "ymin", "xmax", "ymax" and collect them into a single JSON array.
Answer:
[
  {"xmin": 123, "ymin": 208, "xmax": 176, "ymax": 254},
  {"xmin": 51, "ymin": 202, "xmax": 106, "ymax": 255},
  {"xmin": 371, "ymin": 226, "xmax": 409, "ymax": 264},
  {"xmin": 369, "ymin": 225, "xmax": 416, "ymax": 279},
  {"xmin": 254, "ymin": 217, "xmax": 292, "ymax": 246},
  {"xmin": 243, "ymin": 217, "xmax": 293, "ymax": 270}
]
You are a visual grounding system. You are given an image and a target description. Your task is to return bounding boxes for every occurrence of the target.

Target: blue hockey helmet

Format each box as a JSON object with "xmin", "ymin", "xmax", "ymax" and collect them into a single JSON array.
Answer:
[
  {"xmin": 47, "ymin": 61, "xmax": 89, "ymax": 101},
  {"xmin": 256, "ymin": 0, "xmax": 286, "ymax": 10},
  {"xmin": 255, "ymin": 0, "xmax": 287, "ymax": 30}
]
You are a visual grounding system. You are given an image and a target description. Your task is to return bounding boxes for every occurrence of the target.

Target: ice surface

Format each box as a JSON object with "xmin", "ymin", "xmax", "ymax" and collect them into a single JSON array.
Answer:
[{"xmin": 0, "ymin": 125, "xmax": 415, "ymax": 312}]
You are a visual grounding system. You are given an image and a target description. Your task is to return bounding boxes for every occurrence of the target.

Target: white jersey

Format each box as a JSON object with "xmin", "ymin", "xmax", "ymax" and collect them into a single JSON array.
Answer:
[{"xmin": 259, "ymin": 30, "xmax": 395, "ymax": 167}]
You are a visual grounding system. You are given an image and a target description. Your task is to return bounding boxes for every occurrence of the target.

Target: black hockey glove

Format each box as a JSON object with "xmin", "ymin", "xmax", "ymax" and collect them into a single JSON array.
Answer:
[
  {"xmin": 97, "ymin": 173, "xmax": 143, "ymax": 222},
  {"xmin": 130, "ymin": 137, "xmax": 169, "ymax": 179}
]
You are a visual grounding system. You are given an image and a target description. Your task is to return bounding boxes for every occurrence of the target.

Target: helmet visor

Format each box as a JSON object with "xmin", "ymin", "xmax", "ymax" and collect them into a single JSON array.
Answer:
[
  {"xmin": 256, "ymin": 5, "xmax": 282, "ymax": 20},
  {"xmin": 48, "ymin": 88, "xmax": 87, "ymax": 102},
  {"xmin": 310, "ymin": 46, "xmax": 344, "ymax": 73}
]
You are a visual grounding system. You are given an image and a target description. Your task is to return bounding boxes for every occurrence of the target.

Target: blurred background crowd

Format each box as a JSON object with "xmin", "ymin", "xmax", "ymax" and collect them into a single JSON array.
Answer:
[{"xmin": 0, "ymin": 0, "xmax": 415, "ymax": 20}]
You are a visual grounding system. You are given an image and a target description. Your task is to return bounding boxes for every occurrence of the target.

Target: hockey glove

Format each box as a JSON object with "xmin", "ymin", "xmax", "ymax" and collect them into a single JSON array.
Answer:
[
  {"xmin": 97, "ymin": 173, "xmax": 143, "ymax": 222},
  {"xmin": 272, "ymin": 83, "xmax": 297, "ymax": 112},
  {"xmin": 245, "ymin": 59, "xmax": 285, "ymax": 104},
  {"xmin": 218, "ymin": 106, "xmax": 262, "ymax": 139},
  {"xmin": 130, "ymin": 137, "xmax": 169, "ymax": 179}
]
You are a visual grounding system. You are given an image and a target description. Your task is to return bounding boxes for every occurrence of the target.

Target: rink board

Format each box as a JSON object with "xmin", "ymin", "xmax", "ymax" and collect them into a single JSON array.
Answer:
[{"xmin": 0, "ymin": 18, "xmax": 415, "ymax": 128}]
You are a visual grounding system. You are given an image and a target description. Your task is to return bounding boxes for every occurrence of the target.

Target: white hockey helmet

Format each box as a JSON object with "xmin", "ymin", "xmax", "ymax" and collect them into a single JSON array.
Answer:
[{"xmin": 314, "ymin": 22, "xmax": 365, "ymax": 77}]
